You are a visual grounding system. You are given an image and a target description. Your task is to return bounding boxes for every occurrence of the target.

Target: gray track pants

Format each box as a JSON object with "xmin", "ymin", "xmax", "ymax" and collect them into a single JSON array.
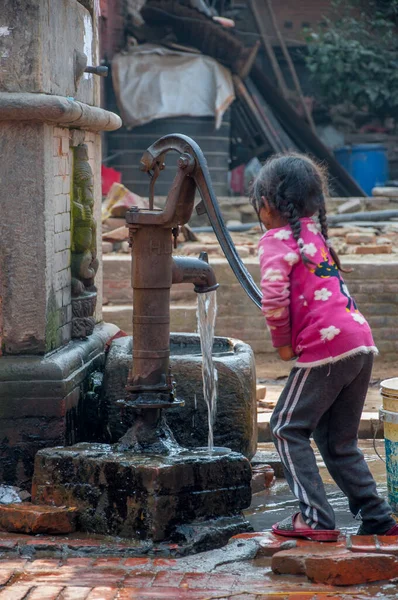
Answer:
[{"xmin": 270, "ymin": 353, "xmax": 395, "ymax": 532}]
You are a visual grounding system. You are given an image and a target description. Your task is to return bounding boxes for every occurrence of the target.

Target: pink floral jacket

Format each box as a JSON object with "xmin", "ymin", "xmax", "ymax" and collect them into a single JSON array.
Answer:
[{"xmin": 258, "ymin": 217, "xmax": 377, "ymax": 368}]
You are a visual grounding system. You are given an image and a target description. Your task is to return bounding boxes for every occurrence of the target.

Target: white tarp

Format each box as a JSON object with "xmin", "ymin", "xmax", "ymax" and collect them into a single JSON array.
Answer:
[{"xmin": 112, "ymin": 44, "xmax": 235, "ymax": 129}]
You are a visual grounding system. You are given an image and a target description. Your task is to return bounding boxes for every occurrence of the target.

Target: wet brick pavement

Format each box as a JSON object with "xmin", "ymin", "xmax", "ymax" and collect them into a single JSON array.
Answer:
[{"xmin": 0, "ymin": 538, "xmax": 397, "ymax": 599}]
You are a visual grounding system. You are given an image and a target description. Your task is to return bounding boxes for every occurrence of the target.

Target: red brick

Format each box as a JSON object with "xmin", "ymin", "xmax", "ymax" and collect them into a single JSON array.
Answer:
[
  {"xmin": 252, "ymin": 464, "xmax": 275, "ymax": 490},
  {"xmin": 0, "ymin": 559, "xmax": 28, "ymax": 571},
  {"xmin": 0, "ymin": 504, "xmax": 77, "ymax": 535},
  {"xmin": 348, "ymin": 534, "xmax": 398, "ymax": 555},
  {"xmin": 58, "ymin": 588, "xmax": 92, "ymax": 600},
  {"xmin": 123, "ymin": 557, "xmax": 151, "ymax": 567},
  {"xmin": 346, "ymin": 232, "xmax": 376, "ymax": 244},
  {"xmin": 92, "ymin": 558, "xmax": 122, "ymax": 567},
  {"xmin": 153, "ymin": 570, "xmax": 184, "ymax": 587},
  {"xmin": 0, "ymin": 585, "xmax": 35, "ymax": 599},
  {"xmin": 180, "ymin": 573, "xmax": 210, "ymax": 588},
  {"xmin": 0, "ymin": 570, "xmax": 13, "ymax": 586},
  {"xmin": 200, "ymin": 574, "xmax": 237, "ymax": 590},
  {"xmin": 20, "ymin": 566, "xmax": 126, "ymax": 587},
  {"xmin": 62, "ymin": 559, "xmax": 95, "ymax": 567},
  {"xmin": 354, "ymin": 244, "xmax": 392, "ymax": 254},
  {"xmin": 24, "ymin": 538, "xmax": 65, "ymax": 547},
  {"xmin": 25, "ymin": 559, "xmax": 61, "ymax": 571},
  {"xmin": 102, "ymin": 226, "xmax": 128, "ymax": 242},
  {"xmin": 305, "ymin": 552, "xmax": 398, "ymax": 585},
  {"xmin": 232, "ymin": 579, "xmax": 279, "ymax": 594},
  {"xmin": 123, "ymin": 572, "xmax": 156, "ymax": 587},
  {"xmin": 119, "ymin": 589, "xmax": 226, "ymax": 599},
  {"xmin": 227, "ymin": 596, "xmax": 257, "ymax": 600},
  {"xmin": 152, "ymin": 558, "xmax": 178, "ymax": 567},
  {"xmin": 271, "ymin": 549, "xmax": 306, "ymax": 575},
  {"xmin": 272, "ymin": 546, "xmax": 350, "ymax": 575},
  {"xmin": 85, "ymin": 588, "xmax": 118, "ymax": 600},
  {"xmin": 285, "ymin": 596, "xmax": 334, "ymax": 600},
  {"xmin": 25, "ymin": 586, "xmax": 65, "ymax": 599},
  {"xmin": 251, "ymin": 471, "xmax": 268, "ymax": 493}
]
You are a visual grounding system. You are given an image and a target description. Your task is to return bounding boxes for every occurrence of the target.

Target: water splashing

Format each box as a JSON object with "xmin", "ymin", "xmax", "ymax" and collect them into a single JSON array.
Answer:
[{"xmin": 197, "ymin": 291, "xmax": 218, "ymax": 452}]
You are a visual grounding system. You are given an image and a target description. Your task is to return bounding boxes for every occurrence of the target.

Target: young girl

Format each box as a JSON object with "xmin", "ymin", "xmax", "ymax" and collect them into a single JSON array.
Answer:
[{"xmin": 251, "ymin": 153, "xmax": 398, "ymax": 542}]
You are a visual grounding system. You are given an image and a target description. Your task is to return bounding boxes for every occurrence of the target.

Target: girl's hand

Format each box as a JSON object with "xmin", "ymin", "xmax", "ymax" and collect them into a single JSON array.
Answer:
[{"xmin": 277, "ymin": 345, "xmax": 296, "ymax": 361}]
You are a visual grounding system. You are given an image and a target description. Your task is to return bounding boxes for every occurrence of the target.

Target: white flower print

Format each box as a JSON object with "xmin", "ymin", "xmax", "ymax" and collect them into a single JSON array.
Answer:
[
  {"xmin": 307, "ymin": 222, "xmax": 320, "ymax": 235},
  {"xmin": 283, "ymin": 252, "xmax": 299, "ymax": 266},
  {"xmin": 274, "ymin": 229, "xmax": 292, "ymax": 240},
  {"xmin": 352, "ymin": 313, "xmax": 366, "ymax": 325},
  {"xmin": 258, "ymin": 245, "xmax": 264, "ymax": 257},
  {"xmin": 342, "ymin": 283, "xmax": 350, "ymax": 297},
  {"xmin": 302, "ymin": 242, "xmax": 317, "ymax": 257},
  {"xmin": 314, "ymin": 288, "xmax": 332, "ymax": 302},
  {"xmin": 262, "ymin": 268, "xmax": 283, "ymax": 282},
  {"xmin": 299, "ymin": 294, "xmax": 308, "ymax": 307},
  {"xmin": 320, "ymin": 326, "xmax": 341, "ymax": 341},
  {"xmin": 265, "ymin": 307, "xmax": 286, "ymax": 318}
]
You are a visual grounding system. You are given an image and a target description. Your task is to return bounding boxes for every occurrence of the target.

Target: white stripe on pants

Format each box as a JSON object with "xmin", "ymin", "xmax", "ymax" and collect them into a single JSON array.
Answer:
[{"xmin": 272, "ymin": 368, "xmax": 317, "ymax": 527}]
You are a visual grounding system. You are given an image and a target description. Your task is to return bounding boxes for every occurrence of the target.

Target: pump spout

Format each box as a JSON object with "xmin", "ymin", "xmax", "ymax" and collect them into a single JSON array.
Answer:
[{"xmin": 172, "ymin": 252, "xmax": 219, "ymax": 294}]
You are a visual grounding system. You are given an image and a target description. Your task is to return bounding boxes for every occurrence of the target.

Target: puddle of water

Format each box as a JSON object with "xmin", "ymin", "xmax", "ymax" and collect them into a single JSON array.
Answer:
[
  {"xmin": 197, "ymin": 291, "xmax": 218, "ymax": 452},
  {"xmin": 246, "ymin": 441, "xmax": 389, "ymax": 535}
]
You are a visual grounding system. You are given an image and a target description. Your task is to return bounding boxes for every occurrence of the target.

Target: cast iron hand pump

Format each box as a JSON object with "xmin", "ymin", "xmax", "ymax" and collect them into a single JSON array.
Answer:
[{"xmin": 119, "ymin": 134, "xmax": 261, "ymax": 454}]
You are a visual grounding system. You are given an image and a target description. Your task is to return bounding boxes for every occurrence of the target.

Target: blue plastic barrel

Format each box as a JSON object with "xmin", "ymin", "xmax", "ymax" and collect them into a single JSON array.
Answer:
[{"xmin": 334, "ymin": 143, "xmax": 389, "ymax": 196}]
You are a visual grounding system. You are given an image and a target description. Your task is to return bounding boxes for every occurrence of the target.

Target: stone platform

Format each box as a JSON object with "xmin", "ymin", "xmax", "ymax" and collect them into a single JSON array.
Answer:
[
  {"xmin": 32, "ymin": 444, "xmax": 252, "ymax": 543},
  {"xmin": 0, "ymin": 323, "xmax": 118, "ymax": 490}
]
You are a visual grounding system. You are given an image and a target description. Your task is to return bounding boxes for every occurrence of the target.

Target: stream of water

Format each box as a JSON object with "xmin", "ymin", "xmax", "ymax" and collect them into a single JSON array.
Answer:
[{"xmin": 197, "ymin": 291, "xmax": 218, "ymax": 452}]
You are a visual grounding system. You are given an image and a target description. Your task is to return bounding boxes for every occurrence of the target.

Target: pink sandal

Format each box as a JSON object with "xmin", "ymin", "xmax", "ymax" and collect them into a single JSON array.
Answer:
[{"xmin": 272, "ymin": 512, "xmax": 340, "ymax": 542}]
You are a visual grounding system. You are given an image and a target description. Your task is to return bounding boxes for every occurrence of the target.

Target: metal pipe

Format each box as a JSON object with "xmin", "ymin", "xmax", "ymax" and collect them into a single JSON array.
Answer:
[
  {"xmin": 127, "ymin": 225, "xmax": 173, "ymax": 400},
  {"xmin": 191, "ymin": 223, "xmax": 259, "ymax": 233},
  {"xmin": 172, "ymin": 253, "xmax": 219, "ymax": 293},
  {"xmin": 328, "ymin": 210, "xmax": 398, "ymax": 225}
]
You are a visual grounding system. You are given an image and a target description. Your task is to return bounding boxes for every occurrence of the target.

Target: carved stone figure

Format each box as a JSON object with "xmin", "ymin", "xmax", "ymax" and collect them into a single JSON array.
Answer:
[{"xmin": 71, "ymin": 144, "xmax": 99, "ymax": 338}]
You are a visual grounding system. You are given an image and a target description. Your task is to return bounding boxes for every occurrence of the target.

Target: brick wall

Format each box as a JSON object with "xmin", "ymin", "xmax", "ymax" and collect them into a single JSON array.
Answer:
[
  {"xmin": 271, "ymin": 0, "xmax": 333, "ymax": 38},
  {"xmin": 237, "ymin": 0, "xmax": 333, "ymax": 46},
  {"xmin": 52, "ymin": 127, "xmax": 72, "ymax": 346},
  {"xmin": 103, "ymin": 255, "xmax": 398, "ymax": 360},
  {"xmin": 49, "ymin": 127, "xmax": 102, "ymax": 349},
  {"xmin": 99, "ymin": 0, "xmax": 125, "ymax": 61}
]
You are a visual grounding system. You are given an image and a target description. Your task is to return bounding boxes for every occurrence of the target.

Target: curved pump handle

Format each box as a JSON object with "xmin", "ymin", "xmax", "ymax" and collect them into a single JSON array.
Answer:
[{"xmin": 141, "ymin": 134, "xmax": 262, "ymax": 310}]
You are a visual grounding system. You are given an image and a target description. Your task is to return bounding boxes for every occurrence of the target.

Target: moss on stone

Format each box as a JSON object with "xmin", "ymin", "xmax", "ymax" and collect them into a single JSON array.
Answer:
[{"xmin": 46, "ymin": 288, "xmax": 60, "ymax": 352}]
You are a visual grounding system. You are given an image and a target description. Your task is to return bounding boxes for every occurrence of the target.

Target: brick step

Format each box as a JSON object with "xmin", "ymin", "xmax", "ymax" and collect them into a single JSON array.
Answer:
[{"xmin": 258, "ymin": 411, "xmax": 384, "ymax": 443}]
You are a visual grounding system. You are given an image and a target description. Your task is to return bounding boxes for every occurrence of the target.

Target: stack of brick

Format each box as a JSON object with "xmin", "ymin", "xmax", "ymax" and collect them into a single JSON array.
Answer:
[{"xmin": 345, "ymin": 231, "xmax": 393, "ymax": 255}]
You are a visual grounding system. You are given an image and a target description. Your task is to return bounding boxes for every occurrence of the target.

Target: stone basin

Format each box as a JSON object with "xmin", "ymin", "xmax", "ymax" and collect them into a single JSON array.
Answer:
[{"xmin": 101, "ymin": 333, "xmax": 257, "ymax": 459}]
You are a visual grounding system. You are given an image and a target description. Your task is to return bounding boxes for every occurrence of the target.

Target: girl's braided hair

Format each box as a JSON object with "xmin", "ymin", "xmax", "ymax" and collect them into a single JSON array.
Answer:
[{"xmin": 250, "ymin": 153, "xmax": 345, "ymax": 271}]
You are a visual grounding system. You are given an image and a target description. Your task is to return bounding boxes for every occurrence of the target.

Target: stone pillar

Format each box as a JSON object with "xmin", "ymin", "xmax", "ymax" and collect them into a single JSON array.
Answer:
[{"xmin": 0, "ymin": 0, "xmax": 121, "ymax": 488}]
